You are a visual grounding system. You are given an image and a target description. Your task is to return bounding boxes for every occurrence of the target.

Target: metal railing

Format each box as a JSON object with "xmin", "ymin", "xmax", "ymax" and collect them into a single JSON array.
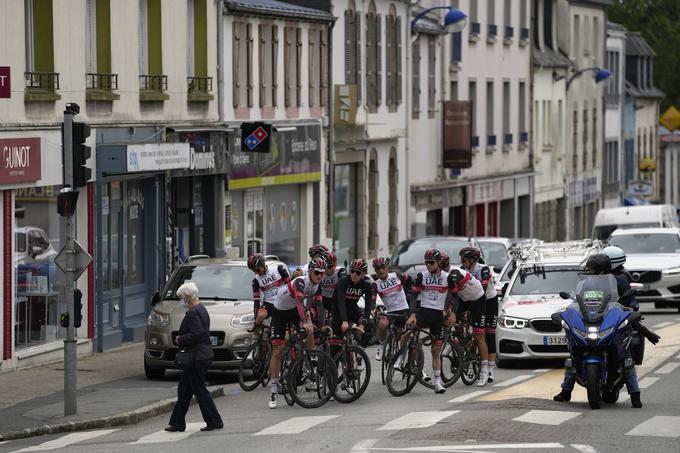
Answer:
[
  {"xmin": 25, "ymin": 72, "xmax": 60, "ymax": 91},
  {"xmin": 187, "ymin": 76, "xmax": 213, "ymax": 94},
  {"xmin": 139, "ymin": 74, "xmax": 168, "ymax": 91},
  {"xmin": 86, "ymin": 73, "xmax": 118, "ymax": 91}
]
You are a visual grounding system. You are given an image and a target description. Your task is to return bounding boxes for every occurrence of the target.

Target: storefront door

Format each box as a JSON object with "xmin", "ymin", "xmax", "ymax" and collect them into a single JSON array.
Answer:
[
  {"xmin": 102, "ymin": 182, "xmax": 124, "ymax": 336},
  {"xmin": 245, "ymin": 190, "xmax": 264, "ymax": 256}
]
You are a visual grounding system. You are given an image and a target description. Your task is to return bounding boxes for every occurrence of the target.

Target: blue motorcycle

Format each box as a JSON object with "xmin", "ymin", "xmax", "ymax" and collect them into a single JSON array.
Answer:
[{"xmin": 552, "ymin": 274, "xmax": 650, "ymax": 409}]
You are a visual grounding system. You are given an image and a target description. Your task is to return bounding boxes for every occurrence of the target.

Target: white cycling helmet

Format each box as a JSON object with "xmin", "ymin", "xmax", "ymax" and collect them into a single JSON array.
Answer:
[{"xmin": 602, "ymin": 246, "xmax": 626, "ymax": 270}]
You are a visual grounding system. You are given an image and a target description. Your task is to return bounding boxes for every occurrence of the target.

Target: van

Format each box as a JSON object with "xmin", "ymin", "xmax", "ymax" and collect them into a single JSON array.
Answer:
[{"xmin": 592, "ymin": 205, "xmax": 679, "ymax": 239}]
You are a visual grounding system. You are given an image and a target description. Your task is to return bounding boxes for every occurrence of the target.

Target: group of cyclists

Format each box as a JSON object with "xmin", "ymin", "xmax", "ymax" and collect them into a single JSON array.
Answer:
[{"xmin": 246, "ymin": 244, "xmax": 500, "ymax": 409}]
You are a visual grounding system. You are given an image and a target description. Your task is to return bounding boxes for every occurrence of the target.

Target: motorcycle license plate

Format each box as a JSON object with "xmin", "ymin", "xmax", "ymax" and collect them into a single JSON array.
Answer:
[
  {"xmin": 211, "ymin": 336, "xmax": 219, "ymax": 346},
  {"xmin": 543, "ymin": 336, "xmax": 567, "ymax": 346}
]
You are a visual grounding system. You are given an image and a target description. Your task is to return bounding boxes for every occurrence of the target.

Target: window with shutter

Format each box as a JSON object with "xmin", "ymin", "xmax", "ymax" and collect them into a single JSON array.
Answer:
[
  {"xmin": 376, "ymin": 14, "xmax": 382, "ymax": 108},
  {"xmin": 365, "ymin": 10, "xmax": 374, "ymax": 109},
  {"xmin": 385, "ymin": 14, "xmax": 393, "ymax": 107},
  {"xmin": 86, "ymin": 0, "xmax": 97, "ymax": 74},
  {"xmin": 345, "ymin": 9, "xmax": 353, "ymax": 85},
  {"xmin": 296, "ymin": 27, "xmax": 302, "ymax": 107},
  {"xmin": 272, "ymin": 24, "xmax": 279, "ymax": 107},
  {"xmin": 247, "ymin": 23, "xmax": 253, "ymax": 107},
  {"xmin": 412, "ymin": 38, "xmax": 420, "ymax": 118},
  {"xmin": 355, "ymin": 12, "xmax": 362, "ymax": 104},
  {"xmin": 427, "ymin": 36, "xmax": 436, "ymax": 118},
  {"xmin": 232, "ymin": 22, "xmax": 240, "ymax": 107},
  {"xmin": 321, "ymin": 28, "xmax": 328, "ymax": 107},
  {"xmin": 284, "ymin": 27, "xmax": 291, "ymax": 107},
  {"xmin": 396, "ymin": 16, "xmax": 402, "ymax": 105},
  {"xmin": 309, "ymin": 28, "xmax": 317, "ymax": 106},
  {"xmin": 259, "ymin": 24, "xmax": 266, "ymax": 108}
]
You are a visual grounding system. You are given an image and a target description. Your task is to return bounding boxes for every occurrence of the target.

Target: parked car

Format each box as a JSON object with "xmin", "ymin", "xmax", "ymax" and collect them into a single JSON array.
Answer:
[
  {"xmin": 143, "ymin": 255, "xmax": 287, "ymax": 379},
  {"xmin": 608, "ymin": 227, "xmax": 680, "ymax": 312},
  {"xmin": 391, "ymin": 236, "xmax": 483, "ymax": 278},
  {"xmin": 496, "ymin": 240, "xmax": 601, "ymax": 366},
  {"xmin": 477, "ymin": 237, "xmax": 513, "ymax": 275},
  {"xmin": 592, "ymin": 205, "xmax": 679, "ymax": 240}
]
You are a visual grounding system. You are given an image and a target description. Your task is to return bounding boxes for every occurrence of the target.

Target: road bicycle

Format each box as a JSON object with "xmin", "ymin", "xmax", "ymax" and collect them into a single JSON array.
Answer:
[
  {"xmin": 331, "ymin": 324, "xmax": 371, "ymax": 403},
  {"xmin": 453, "ymin": 310, "xmax": 481, "ymax": 386},
  {"xmin": 238, "ymin": 324, "xmax": 272, "ymax": 391},
  {"xmin": 377, "ymin": 310, "xmax": 408, "ymax": 385}
]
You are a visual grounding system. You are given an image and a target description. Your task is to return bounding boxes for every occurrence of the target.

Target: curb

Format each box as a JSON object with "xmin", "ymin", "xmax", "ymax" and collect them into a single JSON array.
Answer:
[{"xmin": 0, "ymin": 386, "xmax": 225, "ymax": 441}]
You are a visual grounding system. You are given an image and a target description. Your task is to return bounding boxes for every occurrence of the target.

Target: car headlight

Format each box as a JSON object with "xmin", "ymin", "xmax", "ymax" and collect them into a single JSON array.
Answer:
[
  {"xmin": 147, "ymin": 310, "xmax": 170, "ymax": 327},
  {"xmin": 231, "ymin": 313, "xmax": 255, "ymax": 328},
  {"xmin": 498, "ymin": 315, "xmax": 528, "ymax": 329},
  {"xmin": 662, "ymin": 267, "xmax": 680, "ymax": 275}
]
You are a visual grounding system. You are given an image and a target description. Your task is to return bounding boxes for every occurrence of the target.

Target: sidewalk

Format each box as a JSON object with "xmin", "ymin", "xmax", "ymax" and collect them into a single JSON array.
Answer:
[{"xmin": 0, "ymin": 343, "xmax": 229, "ymax": 440}]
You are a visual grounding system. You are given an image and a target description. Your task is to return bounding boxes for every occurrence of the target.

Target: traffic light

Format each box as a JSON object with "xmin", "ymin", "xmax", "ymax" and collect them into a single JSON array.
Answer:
[
  {"xmin": 72, "ymin": 122, "xmax": 91, "ymax": 188},
  {"xmin": 74, "ymin": 289, "xmax": 83, "ymax": 328},
  {"xmin": 60, "ymin": 313, "xmax": 70, "ymax": 328}
]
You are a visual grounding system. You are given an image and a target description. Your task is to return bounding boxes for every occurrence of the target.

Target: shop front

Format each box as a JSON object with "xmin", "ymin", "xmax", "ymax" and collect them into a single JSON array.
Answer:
[{"xmin": 226, "ymin": 122, "xmax": 322, "ymax": 265}]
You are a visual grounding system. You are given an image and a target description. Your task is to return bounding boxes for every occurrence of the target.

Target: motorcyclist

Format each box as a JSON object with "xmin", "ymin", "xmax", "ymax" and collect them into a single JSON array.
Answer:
[
  {"xmin": 553, "ymin": 253, "xmax": 652, "ymax": 408},
  {"xmin": 601, "ymin": 246, "xmax": 638, "ymax": 311}
]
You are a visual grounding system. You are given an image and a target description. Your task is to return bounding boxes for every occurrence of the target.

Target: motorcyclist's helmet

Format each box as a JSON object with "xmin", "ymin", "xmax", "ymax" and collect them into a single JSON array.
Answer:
[
  {"xmin": 584, "ymin": 253, "xmax": 612, "ymax": 275},
  {"xmin": 601, "ymin": 246, "xmax": 626, "ymax": 271}
]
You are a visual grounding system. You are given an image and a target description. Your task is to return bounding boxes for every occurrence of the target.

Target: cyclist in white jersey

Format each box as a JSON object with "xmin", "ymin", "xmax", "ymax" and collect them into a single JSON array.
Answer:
[
  {"xmin": 293, "ymin": 244, "xmax": 330, "ymax": 277},
  {"xmin": 320, "ymin": 250, "xmax": 347, "ymax": 314},
  {"xmin": 371, "ymin": 257, "xmax": 411, "ymax": 361},
  {"xmin": 248, "ymin": 254, "xmax": 290, "ymax": 331}
]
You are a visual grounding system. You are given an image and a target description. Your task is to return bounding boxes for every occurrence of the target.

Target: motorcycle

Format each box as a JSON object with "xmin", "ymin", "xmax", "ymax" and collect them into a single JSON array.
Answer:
[{"xmin": 552, "ymin": 274, "xmax": 658, "ymax": 409}]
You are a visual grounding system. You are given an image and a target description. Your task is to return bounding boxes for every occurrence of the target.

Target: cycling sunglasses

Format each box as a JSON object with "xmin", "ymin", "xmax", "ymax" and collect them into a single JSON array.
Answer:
[
  {"xmin": 312, "ymin": 270, "xmax": 324, "ymax": 276},
  {"xmin": 350, "ymin": 270, "xmax": 363, "ymax": 275},
  {"xmin": 425, "ymin": 260, "xmax": 438, "ymax": 265}
]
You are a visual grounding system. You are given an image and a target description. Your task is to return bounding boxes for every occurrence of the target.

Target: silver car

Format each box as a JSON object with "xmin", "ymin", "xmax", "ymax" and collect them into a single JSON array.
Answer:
[{"xmin": 144, "ymin": 256, "xmax": 285, "ymax": 379}]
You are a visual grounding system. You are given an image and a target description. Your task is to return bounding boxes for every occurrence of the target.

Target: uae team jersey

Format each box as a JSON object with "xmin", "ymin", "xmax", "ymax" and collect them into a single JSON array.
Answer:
[
  {"xmin": 252, "ymin": 265, "xmax": 290, "ymax": 304},
  {"xmin": 451, "ymin": 268, "xmax": 485, "ymax": 302},
  {"xmin": 412, "ymin": 270, "xmax": 455, "ymax": 310},
  {"xmin": 320, "ymin": 266, "xmax": 347, "ymax": 299},
  {"xmin": 464, "ymin": 262, "xmax": 497, "ymax": 299},
  {"xmin": 373, "ymin": 272, "xmax": 410, "ymax": 312},
  {"xmin": 274, "ymin": 275, "xmax": 322, "ymax": 313}
]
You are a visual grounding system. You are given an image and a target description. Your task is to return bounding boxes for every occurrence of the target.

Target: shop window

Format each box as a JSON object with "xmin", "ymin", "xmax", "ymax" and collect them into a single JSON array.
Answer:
[
  {"xmin": 14, "ymin": 185, "xmax": 64, "ymax": 349},
  {"xmin": 126, "ymin": 181, "xmax": 146, "ymax": 286}
]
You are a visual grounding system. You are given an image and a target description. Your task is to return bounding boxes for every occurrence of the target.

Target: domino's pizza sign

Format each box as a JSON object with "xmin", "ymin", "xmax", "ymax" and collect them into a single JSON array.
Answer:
[{"xmin": 240, "ymin": 122, "xmax": 272, "ymax": 153}]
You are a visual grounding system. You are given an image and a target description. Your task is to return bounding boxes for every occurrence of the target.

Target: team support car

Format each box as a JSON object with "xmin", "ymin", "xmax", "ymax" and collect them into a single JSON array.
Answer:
[
  {"xmin": 391, "ymin": 236, "xmax": 483, "ymax": 278},
  {"xmin": 496, "ymin": 240, "xmax": 602, "ymax": 366},
  {"xmin": 608, "ymin": 227, "xmax": 680, "ymax": 312},
  {"xmin": 144, "ymin": 255, "xmax": 287, "ymax": 379}
]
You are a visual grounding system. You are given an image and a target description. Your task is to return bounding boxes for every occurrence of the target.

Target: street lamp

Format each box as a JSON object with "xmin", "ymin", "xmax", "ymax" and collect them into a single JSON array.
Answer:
[
  {"xmin": 565, "ymin": 67, "xmax": 611, "ymax": 91},
  {"xmin": 411, "ymin": 6, "xmax": 467, "ymax": 34}
]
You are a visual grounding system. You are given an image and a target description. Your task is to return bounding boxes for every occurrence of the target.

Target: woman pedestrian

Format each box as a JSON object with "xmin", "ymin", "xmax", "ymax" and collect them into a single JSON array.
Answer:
[{"xmin": 166, "ymin": 281, "xmax": 223, "ymax": 432}]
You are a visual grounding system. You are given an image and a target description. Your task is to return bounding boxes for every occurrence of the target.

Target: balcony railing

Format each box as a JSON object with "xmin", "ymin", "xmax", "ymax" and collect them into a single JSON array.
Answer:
[
  {"xmin": 25, "ymin": 72, "xmax": 59, "ymax": 91},
  {"xmin": 140, "ymin": 74, "xmax": 168, "ymax": 91},
  {"xmin": 188, "ymin": 76, "xmax": 213, "ymax": 94},
  {"xmin": 86, "ymin": 73, "xmax": 118, "ymax": 91}
]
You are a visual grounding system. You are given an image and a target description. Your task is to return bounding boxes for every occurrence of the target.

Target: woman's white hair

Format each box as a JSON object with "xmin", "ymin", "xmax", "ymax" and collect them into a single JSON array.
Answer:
[{"xmin": 176, "ymin": 281, "xmax": 199, "ymax": 301}]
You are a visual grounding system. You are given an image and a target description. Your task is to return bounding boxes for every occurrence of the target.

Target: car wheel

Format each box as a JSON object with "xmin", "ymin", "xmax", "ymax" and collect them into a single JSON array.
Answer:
[{"xmin": 144, "ymin": 357, "xmax": 166, "ymax": 380}]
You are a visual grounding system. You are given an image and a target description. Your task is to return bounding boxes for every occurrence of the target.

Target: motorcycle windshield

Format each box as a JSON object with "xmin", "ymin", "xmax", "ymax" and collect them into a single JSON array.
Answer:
[{"xmin": 575, "ymin": 274, "xmax": 619, "ymax": 314}]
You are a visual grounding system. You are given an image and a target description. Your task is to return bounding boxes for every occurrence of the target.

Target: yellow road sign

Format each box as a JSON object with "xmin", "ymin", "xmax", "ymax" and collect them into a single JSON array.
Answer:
[{"xmin": 660, "ymin": 106, "xmax": 680, "ymax": 132}]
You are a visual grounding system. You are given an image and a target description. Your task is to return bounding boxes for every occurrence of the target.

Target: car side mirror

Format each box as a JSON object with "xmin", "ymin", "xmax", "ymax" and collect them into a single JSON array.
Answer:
[
  {"xmin": 559, "ymin": 291, "xmax": 571, "ymax": 300},
  {"xmin": 150, "ymin": 291, "xmax": 160, "ymax": 306},
  {"xmin": 31, "ymin": 246, "xmax": 44, "ymax": 257}
]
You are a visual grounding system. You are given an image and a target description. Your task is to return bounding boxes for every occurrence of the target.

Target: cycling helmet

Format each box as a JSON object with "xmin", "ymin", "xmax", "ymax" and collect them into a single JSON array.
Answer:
[
  {"xmin": 439, "ymin": 252, "xmax": 450, "ymax": 269},
  {"xmin": 459, "ymin": 246, "xmax": 481, "ymax": 260},
  {"xmin": 308, "ymin": 257, "xmax": 328, "ymax": 273},
  {"xmin": 350, "ymin": 258, "xmax": 369, "ymax": 273},
  {"xmin": 584, "ymin": 253, "xmax": 612, "ymax": 275},
  {"xmin": 424, "ymin": 249, "xmax": 441, "ymax": 262},
  {"xmin": 602, "ymin": 246, "xmax": 626, "ymax": 270},
  {"xmin": 247, "ymin": 253, "xmax": 266, "ymax": 271},
  {"xmin": 372, "ymin": 256, "xmax": 391, "ymax": 269},
  {"xmin": 325, "ymin": 250, "xmax": 337, "ymax": 265},
  {"xmin": 308, "ymin": 244, "xmax": 330, "ymax": 259}
]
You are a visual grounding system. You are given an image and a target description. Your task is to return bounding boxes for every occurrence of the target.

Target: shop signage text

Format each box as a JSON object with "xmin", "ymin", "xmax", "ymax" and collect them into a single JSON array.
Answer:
[
  {"xmin": 0, "ymin": 67, "xmax": 10, "ymax": 98},
  {"xmin": 126, "ymin": 143, "xmax": 190, "ymax": 172},
  {"xmin": 191, "ymin": 146, "xmax": 215, "ymax": 170},
  {"xmin": 0, "ymin": 137, "xmax": 42, "ymax": 184}
]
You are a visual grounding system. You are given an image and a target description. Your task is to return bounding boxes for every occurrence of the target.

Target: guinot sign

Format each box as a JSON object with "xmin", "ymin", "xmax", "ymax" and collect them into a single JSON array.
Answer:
[{"xmin": 0, "ymin": 138, "xmax": 42, "ymax": 184}]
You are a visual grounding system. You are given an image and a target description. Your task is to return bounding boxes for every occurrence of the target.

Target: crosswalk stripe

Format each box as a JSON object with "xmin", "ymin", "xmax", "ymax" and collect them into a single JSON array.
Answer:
[
  {"xmin": 10, "ymin": 429, "xmax": 118, "ymax": 452},
  {"xmin": 130, "ymin": 423, "xmax": 203, "ymax": 444},
  {"xmin": 653, "ymin": 321, "xmax": 674, "ymax": 329},
  {"xmin": 532, "ymin": 369, "xmax": 551, "ymax": 373},
  {"xmin": 448, "ymin": 390, "xmax": 491, "ymax": 403},
  {"xmin": 493, "ymin": 375, "xmax": 534, "ymax": 387},
  {"xmin": 638, "ymin": 377, "xmax": 659, "ymax": 389},
  {"xmin": 513, "ymin": 410, "xmax": 582, "ymax": 426},
  {"xmin": 654, "ymin": 362, "xmax": 680, "ymax": 374},
  {"xmin": 377, "ymin": 411, "xmax": 459, "ymax": 431},
  {"xmin": 627, "ymin": 416, "xmax": 680, "ymax": 437},
  {"xmin": 253, "ymin": 416, "xmax": 339, "ymax": 435}
]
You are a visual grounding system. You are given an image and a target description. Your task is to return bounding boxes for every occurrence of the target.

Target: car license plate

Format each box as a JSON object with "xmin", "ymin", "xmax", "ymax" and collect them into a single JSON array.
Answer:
[
  {"xmin": 544, "ymin": 336, "xmax": 567, "ymax": 346},
  {"xmin": 211, "ymin": 336, "xmax": 219, "ymax": 346}
]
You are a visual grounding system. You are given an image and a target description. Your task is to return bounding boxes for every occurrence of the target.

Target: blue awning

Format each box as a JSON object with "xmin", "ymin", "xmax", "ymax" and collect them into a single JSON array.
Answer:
[{"xmin": 623, "ymin": 196, "xmax": 650, "ymax": 206}]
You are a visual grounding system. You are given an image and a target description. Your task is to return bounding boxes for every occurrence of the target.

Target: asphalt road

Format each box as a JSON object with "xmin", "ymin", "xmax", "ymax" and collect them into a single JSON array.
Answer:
[{"xmin": 2, "ymin": 306, "xmax": 680, "ymax": 453}]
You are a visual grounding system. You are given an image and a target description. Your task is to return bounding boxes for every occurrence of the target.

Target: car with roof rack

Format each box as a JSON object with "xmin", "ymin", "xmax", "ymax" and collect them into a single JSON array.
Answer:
[
  {"xmin": 496, "ymin": 240, "xmax": 603, "ymax": 366},
  {"xmin": 391, "ymin": 236, "xmax": 484, "ymax": 278}
]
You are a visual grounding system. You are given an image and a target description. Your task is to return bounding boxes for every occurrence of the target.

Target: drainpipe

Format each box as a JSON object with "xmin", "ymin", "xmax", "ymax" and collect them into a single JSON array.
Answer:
[
  {"xmin": 405, "ymin": 0, "xmax": 421, "ymax": 237},
  {"xmin": 217, "ymin": 0, "xmax": 225, "ymax": 123}
]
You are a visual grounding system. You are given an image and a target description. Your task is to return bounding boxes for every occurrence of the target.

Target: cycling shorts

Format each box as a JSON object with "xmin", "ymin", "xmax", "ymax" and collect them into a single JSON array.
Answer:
[
  {"xmin": 457, "ymin": 295, "xmax": 487, "ymax": 334},
  {"xmin": 270, "ymin": 307, "xmax": 300, "ymax": 344},
  {"xmin": 379, "ymin": 308, "xmax": 410, "ymax": 328},
  {"xmin": 416, "ymin": 307, "xmax": 445, "ymax": 339},
  {"xmin": 331, "ymin": 307, "xmax": 363, "ymax": 338},
  {"xmin": 485, "ymin": 296, "xmax": 498, "ymax": 333}
]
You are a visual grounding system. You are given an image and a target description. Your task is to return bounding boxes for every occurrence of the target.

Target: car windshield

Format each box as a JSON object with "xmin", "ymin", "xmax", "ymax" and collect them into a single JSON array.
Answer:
[
  {"xmin": 594, "ymin": 223, "xmax": 659, "ymax": 240},
  {"xmin": 509, "ymin": 266, "xmax": 581, "ymax": 296},
  {"xmin": 391, "ymin": 239, "xmax": 470, "ymax": 267},
  {"xmin": 610, "ymin": 233, "xmax": 680, "ymax": 254},
  {"xmin": 163, "ymin": 265, "xmax": 253, "ymax": 300},
  {"xmin": 499, "ymin": 260, "xmax": 517, "ymax": 282},
  {"xmin": 479, "ymin": 241, "xmax": 509, "ymax": 269}
]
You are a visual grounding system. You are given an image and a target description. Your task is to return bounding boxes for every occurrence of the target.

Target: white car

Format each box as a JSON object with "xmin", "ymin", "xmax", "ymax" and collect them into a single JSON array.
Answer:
[
  {"xmin": 496, "ymin": 241, "xmax": 600, "ymax": 365},
  {"xmin": 608, "ymin": 227, "xmax": 680, "ymax": 312}
]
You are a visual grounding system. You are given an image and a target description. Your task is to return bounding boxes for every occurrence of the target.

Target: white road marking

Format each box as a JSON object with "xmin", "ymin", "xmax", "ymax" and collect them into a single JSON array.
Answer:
[
  {"xmin": 377, "ymin": 411, "xmax": 459, "ymax": 431},
  {"xmin": 653, "ymin": 321, "xmax": 674, "ymax": 329},
  {"xmin": 627, "ymin": 416, "xmax": 680, "ymax": 437},
  {"xmin": 532, "ymin": 369, "xmax": 551, "ymax": 373},
  {"xmin": 637, "ymin": 377, "xmax": 659, "ymax": 389},
  {"xmin": 11, "ymin": 429, "xmax": 118, "ymax": 452},
  {"xmin": 448, "ymin": 390, "xmax": 492, "ymax": 403},
  {"xmin": 359, "ymin": 442, "xmax": 565, "ymax": 451},
  {"xmin": 619, "ymin": 394, "xmax": 630, "ymax": 403},
  {"xmin": 130, "ymin": 423, "xmax": 202, "ymax": 444},
  {"xmin": 512, "ymin": 410, "xmax": 582, "ymax": 426},
  {"xmin": 351, "ymin": 439, "xmax": 381, "ymax": 452},
  {"xmin": 493, "ymin": 375, "xmax": 534, "ymax": 387},
  {"xmin": 253, "ymin": 415, "xmax": 339, "ymax": 435},
  {"xmin": 571, "ymin": 445, "xmax": 598, "ymax": 453},
  {"xmin": 0, "ymin": 442, "xmax": 8, "ymax": 446},
  {"xmin": 654, "ymin": 362, "xmax": 680, "ymax": 374}
]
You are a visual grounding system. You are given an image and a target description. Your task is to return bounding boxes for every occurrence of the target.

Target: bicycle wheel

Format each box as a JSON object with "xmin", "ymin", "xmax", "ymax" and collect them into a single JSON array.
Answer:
[
  {"xmin": 380, "ymin": 333, "xmax": 395, "ymax": 385},
  {"xmin": 386, "ymin": 343, "xmax": 423, "ymax": 397},
  {"xmin": 460, "ymin": 337, "xmax": 481, "ymax": 386},
  {"xmin": 279, "ymin": 348, "xmax": 296, "ymax": 406},
  {"xmin": 289, "ymin": 349, "xmax": 337, "ymax": 408},
  {"xmin": 238, "ymin": 341, "xmax": 271, "ymax": 392},
  {"xmin": 440, "ymin": 339, "xmax": 464, "ymax": 388},
  {"xmin": 333, "ymin": 346, "xmax": 371, "ymax": 403}
]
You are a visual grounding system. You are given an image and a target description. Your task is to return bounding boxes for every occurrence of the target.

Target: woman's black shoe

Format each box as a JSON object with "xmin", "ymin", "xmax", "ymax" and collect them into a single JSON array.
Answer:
[
  {"xmin": 164, "ymin": 426, "xmax": 185, "ymax": 432},
  {"xmin": 631, "ymin": 392, "xmax": 642, "ymax": 408},
  {"xmin": 200, "ymin": 425, "xmax": 224, "ymax": 432},
  {"xmin": 553, "ymin": 390, "xmax": 571, "ymax": 402}
]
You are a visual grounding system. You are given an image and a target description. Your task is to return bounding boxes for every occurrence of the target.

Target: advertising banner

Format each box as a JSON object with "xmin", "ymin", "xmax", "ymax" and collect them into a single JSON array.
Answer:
[
  {"xmin": 126, "ymin": 143, "xmax": 190, "ymax": 172},
  {"xmin": 0, "ymin": 137, "xmax": 42, "ymax": 184}
]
